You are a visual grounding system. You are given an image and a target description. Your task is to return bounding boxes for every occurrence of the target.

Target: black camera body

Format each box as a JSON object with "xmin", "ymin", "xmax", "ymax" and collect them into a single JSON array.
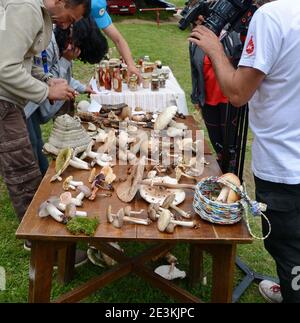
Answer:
[{"xmin": 179, "ymin": 0, "xmax": 254, "ymax": 36}]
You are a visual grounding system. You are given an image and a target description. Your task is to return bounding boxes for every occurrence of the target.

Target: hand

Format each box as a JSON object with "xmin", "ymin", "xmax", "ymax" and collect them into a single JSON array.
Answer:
[
  {"xmin": 188, "ymin": 25, "xmax": 223, "ymax": 57},
  {"xmin": 47, "ymin": 78, "xmax": 68, "ymax": 87},
  {"xmin": 127, "ymin": 64, "xmax": 142, "ymax": 84},
  {"xmin": 62, "ymin": 44, "xmax": 81, "ymax": 61},
  {"xmin": 195, "ymin": 15, "xmax": 205, "ymax": 25},
  {"xmin": 48, "ymin": 82, "xmax": 76, "ymax": 101},
  {"xmin": 84, "ymin": 85, "xmax": 96, "ymax": 96}
]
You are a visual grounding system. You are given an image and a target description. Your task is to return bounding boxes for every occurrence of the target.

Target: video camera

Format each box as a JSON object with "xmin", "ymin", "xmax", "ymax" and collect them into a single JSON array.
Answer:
[{"xmin": 178, "ymin": 0, "xmax": 255, "ymax": 36}]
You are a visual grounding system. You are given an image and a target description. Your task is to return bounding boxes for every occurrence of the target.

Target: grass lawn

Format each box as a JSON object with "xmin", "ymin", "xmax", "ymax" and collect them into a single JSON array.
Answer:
[{"xmin": 0, "ymin": 8, "xmax": 277, "ymax": 303}]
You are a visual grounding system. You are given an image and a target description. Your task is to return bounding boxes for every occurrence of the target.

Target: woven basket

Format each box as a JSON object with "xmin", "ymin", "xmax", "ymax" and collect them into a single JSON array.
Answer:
[{"xmin": 193, "ymin": 176, "xmax": 243, "ymax": 225}]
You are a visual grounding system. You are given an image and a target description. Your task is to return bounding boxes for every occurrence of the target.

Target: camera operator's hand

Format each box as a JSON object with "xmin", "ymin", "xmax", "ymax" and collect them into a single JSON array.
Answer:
[
  {"xmin": 188, "ymin": 25, "xmax": 223, "ymax": 58},
  {"xmin": 195, "ymin": 15, "xmax": 205, "ymax": 25}
]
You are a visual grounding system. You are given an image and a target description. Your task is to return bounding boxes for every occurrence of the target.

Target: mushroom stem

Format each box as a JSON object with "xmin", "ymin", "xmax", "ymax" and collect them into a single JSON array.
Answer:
[
  {"xmin": 46, "ymin": 203, "xmax": 65, "ymax": 223},
  {"xmin": 123, "ymin": 216, "xmax": 151, "ymax": 225},
  {"xmin": 140, "ymin": 179, "xmax": 196, "ymax": 190},
  {"xmin": 171, "ymin": 205, "xmax": 191, "ymax": 219},
  {"xmin": 216, "ymin": 187, "xmax": 230, "ymax": 203},
  {"xmin": 171, "ymin": 219, "xmax": 196, "ymax": 228}
]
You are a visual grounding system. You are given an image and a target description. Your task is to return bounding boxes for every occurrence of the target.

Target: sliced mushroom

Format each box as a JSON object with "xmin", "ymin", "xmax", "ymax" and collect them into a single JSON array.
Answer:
[{"xmin": 161, "ymin": 194, "xmax": 191, "ymax": 219}]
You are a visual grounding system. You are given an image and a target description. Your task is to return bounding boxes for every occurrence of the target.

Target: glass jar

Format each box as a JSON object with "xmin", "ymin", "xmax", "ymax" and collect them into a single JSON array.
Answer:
[
  {"xmin": 128, "ymin": 74, "xmax": 138, "ymax": 91},
  {"xmin": 158, "ymin": 75, "xmax": 166, "ymax": 88},
  {"xmin": 143, "ymin": 55, "xmax": 150, "ymax": 62},
  {"xmin": 151, "ymin": 78, "xmax": 159, "ymax": 92},
  {"xmin": 142, "ymin": 75, "xmax": 151, "ymax": 89}
]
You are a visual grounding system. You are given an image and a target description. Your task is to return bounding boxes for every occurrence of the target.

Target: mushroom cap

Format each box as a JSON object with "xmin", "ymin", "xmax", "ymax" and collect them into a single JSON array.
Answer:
[
  {"xmin": 165, "ymin": 222, "xmax": 176, "ymax": 234},
  {"xmin": 101, "ymin": 166, "xmax": 116, "ymax": 185},
  {"xmin": 154, "ymin": 106, "xmax": 177, "ymax": 130},
  {"xmin": 47, "ymin": 196, "xmax": 61, "ymax": 209},
  {"xmin": 157, "ymin": 209, "xmax": 172, "ymax": 232},
  {"xmin": 113, "ymin": 208, "xmax": 125, "ymax": 228},
  {"xmin": 77, "ymin": 100, "xmax": 90, "ymax": 112},
  {"xmin": 63, "ymin": 175, "xmax": 74, "ymax": 190},
  {"xmin": 60, "ymin": 192, "xmax": 73, "ymax": 205},
  {"xmin": 106, "ymin": 205, "xmax": 114, "ymax": 223},
  {"xmin": 38, "ymin": 201, "xmax": 50, "ymax": 218},
  {"xmin": 123, "ymin": 206, "xmax": 132, "ymax": 217},
  {"xmin": 65, "ymin": 203, "xmax": 77, "ymax": 218},
  {"xmin": 218, "ymin": 173, "xmax": 241, "ymax": 203},
  {"xmin": 116, "ymin": 156, "xmax": 146, "ymax": 203},
  {"xmin": 161, "ymin": 194, "xmax": 176, "ymax": 209},
  {"xmin": 120, "ymin": 106, "xmax": 132, "ymax": 120},
  {"xmin": 147, "ymin": 203, "xmax": 159, "ymax": 221},
  {"xmin": 139, "ymin": 176, "xmax": 185, "ymax": 206},
  {"xmin": 77, "ymin": 185, "xmax": 92, "ymax": 198},
  {"xmin": 55, "ymin": 147, "xmax": 73, "ymax": 174}
]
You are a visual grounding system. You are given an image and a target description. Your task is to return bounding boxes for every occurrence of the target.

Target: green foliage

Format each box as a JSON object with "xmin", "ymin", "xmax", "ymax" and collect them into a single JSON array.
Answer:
[{"xmin": 66, "ymin": 217, "xmax": 100, "ymax": 236}]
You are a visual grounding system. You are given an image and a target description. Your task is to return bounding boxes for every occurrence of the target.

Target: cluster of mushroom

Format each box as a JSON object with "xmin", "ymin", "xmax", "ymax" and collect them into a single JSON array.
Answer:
[
  {"xmin": 216, "ymin": 173, "xmax": 242, "ymax": 204},
  {"xmin": 147, "ymin": 194, "xmax": 197, "ymax": 234},
  {"xmin": 38, "ymin": 188, "xmax": 91, "ymax": 224}
]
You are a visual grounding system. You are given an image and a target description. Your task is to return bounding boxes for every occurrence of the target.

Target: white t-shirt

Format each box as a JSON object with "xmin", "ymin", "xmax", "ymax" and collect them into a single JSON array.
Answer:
[{"xmin": 238, "ymin": 0, "xmax": 300, "ymax": 184}]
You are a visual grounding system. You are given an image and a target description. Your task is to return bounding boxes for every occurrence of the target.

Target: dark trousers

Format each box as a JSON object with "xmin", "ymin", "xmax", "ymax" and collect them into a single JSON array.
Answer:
[
  {"xmin": 0, "ymin": 100, "xmax": 42, "ymax": 221},
  {"xmin": 26, "ymin": 110, "xmax": 49, "ymax": 176},
  {"xmin": 255, "ymin": 176, "xmax": 300, "ymax": 303},
  {"xmin": 201, "ymin": 103, "xmax": 237, "ymax": 161}
]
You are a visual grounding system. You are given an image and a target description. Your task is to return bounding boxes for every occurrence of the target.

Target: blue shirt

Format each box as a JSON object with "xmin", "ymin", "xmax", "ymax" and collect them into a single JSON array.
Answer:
[{"xmin": 91, "ymin": 0, "xmax": 112, "ymax": 29}]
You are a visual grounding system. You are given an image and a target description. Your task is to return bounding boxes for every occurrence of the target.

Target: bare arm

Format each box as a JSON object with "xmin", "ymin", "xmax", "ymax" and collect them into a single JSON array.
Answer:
[
  {"xmin": 189, "ymin": 26, "xmax": 265, "ymax": 107},
  {"xmin": 103, "ymin": 24, "xmax": 141, "ymax": 82}
]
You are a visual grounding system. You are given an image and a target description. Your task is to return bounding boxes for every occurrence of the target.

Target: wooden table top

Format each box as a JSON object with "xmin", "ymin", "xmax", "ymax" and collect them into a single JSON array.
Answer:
[{"xmin": 16, "ymin": 117, "xmax": 252, "ymax": 244}]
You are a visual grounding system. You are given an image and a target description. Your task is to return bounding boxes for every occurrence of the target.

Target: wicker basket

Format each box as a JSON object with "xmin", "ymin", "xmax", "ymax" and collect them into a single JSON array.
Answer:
[{"xmin": 193, "ymin": 176, "xmax": 243, "ymax": 225}]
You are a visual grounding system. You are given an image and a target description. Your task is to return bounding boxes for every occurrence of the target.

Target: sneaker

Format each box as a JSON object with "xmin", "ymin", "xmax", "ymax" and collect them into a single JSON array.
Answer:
[{"xmin": 259, "ymin": 280, "xmax": 283, "ymax": 303}]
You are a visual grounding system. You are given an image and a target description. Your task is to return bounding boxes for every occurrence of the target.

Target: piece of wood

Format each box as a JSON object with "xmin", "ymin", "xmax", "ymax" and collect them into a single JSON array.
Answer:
[
  {"xmin": 189, "ymin": 244, "xmax": 204, "ymax": 288},
  {"xmin": 57, "ymin": 243, "xmax": 76, "ymax": 284},
  {"xmin": 28, "ymin": 241, "xmax": 55, "ymax": 303}
]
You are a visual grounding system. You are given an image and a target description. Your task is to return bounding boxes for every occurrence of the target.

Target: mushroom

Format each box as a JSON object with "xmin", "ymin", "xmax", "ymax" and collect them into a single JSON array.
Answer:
[
  {"xmin": 166, "ymin": 127, "xmax": 185, "ymax": 138},
  {"xmin": 100, "ymin": 166, "xmax": 116, "ymax": 185},
  {"xmin": 43, "ymin": 143, "xmax": 90, "ymax": 170},
  {"xmin": 119, "ymin": 106, "xmax": 132, "ymax": 120},
  {"xmin": 48, "ymin": 196, "xmax": 87, "ymax": 217},
  {"xmin": 168, "ymin": 119, "xmax": 188, "ymax": 130},
  {"xmin": 161, "ymin": 194, "xmax": 191, "ymax": 219},
  {"xmin": 216, "ymin": 173, "xmax": 241, "ymax": 204},
  {"xmin": 116, "ymin": 156, "xmax": 146, "ymax": 203},
  {"xmin": 50, "ymin": 147, "xmax": 73, "ymax": 182},
  {"xmin": 80, "ymin": 140, "xmax": 112, "ymax": 167},
  {"xmin": 123, "ymin": 206, "xmax": 144, "ymax": 217},
  {"xmin": 154, "ymin": 106, "xmax": 177, "ymax": 130},
  {"xmin": 89, "ymin": 167, "xmax": 96, "ymax": 183},
  {"xmin": 65, "ymin": 203, "xmax": 87, "ymax": 218},
  {"xmin": 109, "ymin": 208, "xmax": 151, "ymax": 228},
  {"xmin": 175, "ymin": 167, "xmax": 197, "ymax": 183},
  {"xmin": 147, "ymin": 203, "xmax": 160, "ymax": 221},
  {"xmin": 157, "ymin": 209, "xmax": 196, "ymax": 233},
  {"xmin": 63, "ymin": 176, "xmax": 84, "ymax": 191},
  {"xmin": 97, "ymin": 129, "xmax": 117, "ymax": 154},
  {"xmin": 60, "ymin": 192, "xmax": 83, "ymax": 207},
  {"xmin": 38, "ymin": 201, "xmax": 66, "ymax": 223},
  {"xmin": 154, "ymin": 265, "xmax": 186, "ymax": 280},
  {"xmin": 90, "ymin": 175, "xmax": 113, "ymax": 201},
  {"xmin": 93, "ymin": 128, "xmax": 108, "ymax": 143},
  {"xmin": 77, "ymin": 100, "xmax": 90, "ymax": 112},
  {"xmin": 76, "ymin": 185, "xmax": 92, "ymax": 202}
]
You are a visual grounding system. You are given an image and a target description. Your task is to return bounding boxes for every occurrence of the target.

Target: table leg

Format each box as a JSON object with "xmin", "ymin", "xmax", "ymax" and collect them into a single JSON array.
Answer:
[
  {"xmin": 57, "ymin": 243, "xmax": 76, "ymax": 284},
  {"xmin": 28, "ymin": 241, "xmax": 55, "ymax": 303},
  {"xmin": 210, "ymin": 244, "xmax": 236, "ymax": 303},
  {"xmin": 189, "ymin": 243, "xmax": 204, "ymax": 288}
]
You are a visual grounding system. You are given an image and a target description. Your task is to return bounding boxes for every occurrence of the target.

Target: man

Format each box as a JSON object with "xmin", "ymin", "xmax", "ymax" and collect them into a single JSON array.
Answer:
[
  {"xmin": 189, "ymin": 0, "xmax": 300, "ymax": 302},
  {"xmin": 0, "ymin": 0, "xmax": 90, "ymax": 223},
  {"xmin": 90, "ymin": 0, "xmax": 141, "ymax": 81}
]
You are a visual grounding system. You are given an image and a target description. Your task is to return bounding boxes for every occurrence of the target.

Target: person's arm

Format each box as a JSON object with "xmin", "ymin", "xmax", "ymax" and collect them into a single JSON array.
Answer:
[
  {"xmin": 103, "ymin": 24, "xmax": 141, "ymax": 81},
  {"xmin": 189, "ymin": 26, "xmax": 265, "ymax": 107},
  {"xmin": 0, "ymin": 3, "xmax": 49, "ymax": 104}
]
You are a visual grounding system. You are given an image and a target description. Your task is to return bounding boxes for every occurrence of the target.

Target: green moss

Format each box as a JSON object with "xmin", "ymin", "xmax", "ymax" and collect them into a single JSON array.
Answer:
[{"xmin": 66, "ymin": 217, "xmax": 100, "ymax": 236}]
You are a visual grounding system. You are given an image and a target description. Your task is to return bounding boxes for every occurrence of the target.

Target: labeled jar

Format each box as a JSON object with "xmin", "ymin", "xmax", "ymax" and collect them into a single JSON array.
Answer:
[
  {"xmin": 142, "ymin": 75, "xmax": 151, "ymax": 89},
  {"xmin": 158, "ymin": 75, "xmax": 166, "ymax": 88},
  {"xmin": 128, "ymin": 74, "xmax": 138, "ymax": 91},
  {"xmin": 151, "ymin": 78, "xmax": 159, "ymax": 92}
]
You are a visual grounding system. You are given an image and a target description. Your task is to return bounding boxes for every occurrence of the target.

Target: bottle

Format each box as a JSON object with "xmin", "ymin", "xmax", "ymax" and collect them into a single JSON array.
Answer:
[
  {"xmin": 98, "ymin": 64, "xmax": 105, "ymax": 87},
  {"xmin": 128, "ymin": 74, "xmax": 138, "ymax": 92},
  {"xmin": 104, "ymin": 66, "xmax": 112, "ymax": 90},
  {"xmin": 151, "ymin": 78, "xmax": 159, "ymax": 91},
  {"xmin": 113, "ymin": 68, "xmax": 122, "ymax": 93}
]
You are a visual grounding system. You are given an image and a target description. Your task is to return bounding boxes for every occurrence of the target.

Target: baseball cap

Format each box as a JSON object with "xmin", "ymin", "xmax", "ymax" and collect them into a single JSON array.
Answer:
[{"xmin": 91, "ymin": 0, "xmax": 112, "ymax": 29}]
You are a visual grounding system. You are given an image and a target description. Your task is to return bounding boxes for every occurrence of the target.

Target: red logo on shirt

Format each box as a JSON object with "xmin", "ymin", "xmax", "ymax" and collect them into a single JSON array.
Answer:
[{"xmin": 246, "ymin": 36, "xmax": 255, "ymax": 55}]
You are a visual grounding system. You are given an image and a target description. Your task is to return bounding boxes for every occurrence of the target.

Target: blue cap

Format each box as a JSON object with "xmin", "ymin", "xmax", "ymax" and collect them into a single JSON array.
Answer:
[{"xmin": 91, "ymin": 0, "xmax": 112, "ymax": 29}]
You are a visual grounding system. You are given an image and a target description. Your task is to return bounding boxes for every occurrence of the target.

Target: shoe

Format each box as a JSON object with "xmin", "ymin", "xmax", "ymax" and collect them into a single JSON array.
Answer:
[
  {"xmin": 259, "ymin": 280, "xmax": 283, "ymax": 303},
  {"xmin": 23, "ymin": 240, "xmax": 32, "ymax": 251}
]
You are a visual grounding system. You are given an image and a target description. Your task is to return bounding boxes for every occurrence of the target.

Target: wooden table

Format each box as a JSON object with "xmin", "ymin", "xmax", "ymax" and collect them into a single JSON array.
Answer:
[{"xmin": 16, "ymin": 117, "xmax": 252, "ymax": 303}]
